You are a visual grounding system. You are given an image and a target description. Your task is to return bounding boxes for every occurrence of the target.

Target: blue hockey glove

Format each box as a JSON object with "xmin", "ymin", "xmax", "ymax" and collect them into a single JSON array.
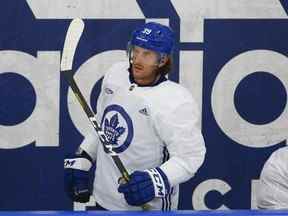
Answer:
[
  {"xmin": 64, "ymin": 148, "xmax": 93, "ymax": 203},
  {"xmin": 118, "ymin": 167, "xmax": 170, "ymax": 206}
]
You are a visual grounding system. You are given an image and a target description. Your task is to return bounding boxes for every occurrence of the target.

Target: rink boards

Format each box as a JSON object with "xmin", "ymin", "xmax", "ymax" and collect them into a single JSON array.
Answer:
[{"xmin": 0, "ymin": 211, "xmax": 287, "ymax": 216}]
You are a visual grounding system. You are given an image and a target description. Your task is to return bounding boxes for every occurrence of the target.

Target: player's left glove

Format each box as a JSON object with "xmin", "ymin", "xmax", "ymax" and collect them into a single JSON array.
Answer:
[{"xmin": 118, "ymin": 167, "xmax": 170, "ymax": 206}]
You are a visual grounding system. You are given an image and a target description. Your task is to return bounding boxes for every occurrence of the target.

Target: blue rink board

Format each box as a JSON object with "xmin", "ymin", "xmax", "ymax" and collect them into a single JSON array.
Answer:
[{"xmin": 0, "ymin": 211, "xmax": 287, "ymax": 216}]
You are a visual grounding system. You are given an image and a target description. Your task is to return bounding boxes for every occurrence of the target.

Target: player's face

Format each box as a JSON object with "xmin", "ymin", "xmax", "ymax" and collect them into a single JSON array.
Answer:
[{"xmin": 131, "ymin": 46, "xmax": 164, "ymax": 85}]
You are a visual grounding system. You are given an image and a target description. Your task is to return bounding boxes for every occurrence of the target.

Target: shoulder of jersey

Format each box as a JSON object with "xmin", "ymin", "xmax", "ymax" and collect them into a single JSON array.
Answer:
[
  {"xmin": 154, "ymin": 80, "xmax": 193, "ymax": 102},
  {"xmin": 266, "ymin": 146, "xmax": 288, "ymax": 171},
  {"xmin": 144, "ymin": 80, "xmax": 195, "ymax": 114},
  {"xmin": 271, "ymin": 146, "xmax": 288, "ymax": 161}
]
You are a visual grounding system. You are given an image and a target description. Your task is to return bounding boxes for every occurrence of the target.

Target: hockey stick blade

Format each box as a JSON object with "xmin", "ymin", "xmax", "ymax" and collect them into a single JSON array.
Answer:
[{"xmin": 61, "ymin": 18, "xmax": 84, "ymax": 71}]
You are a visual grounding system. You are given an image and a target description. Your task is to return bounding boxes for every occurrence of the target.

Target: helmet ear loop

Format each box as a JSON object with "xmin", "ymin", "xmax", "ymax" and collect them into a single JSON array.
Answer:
[{"xmin": 127, "ymin": 42, "xmax": 134, "ymax": 64}]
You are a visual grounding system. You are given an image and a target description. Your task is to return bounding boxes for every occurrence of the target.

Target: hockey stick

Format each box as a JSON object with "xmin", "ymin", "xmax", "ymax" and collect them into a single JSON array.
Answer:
[{"xmin": 60, "ymin": 18, "xmax": 150, "ymax": 210}]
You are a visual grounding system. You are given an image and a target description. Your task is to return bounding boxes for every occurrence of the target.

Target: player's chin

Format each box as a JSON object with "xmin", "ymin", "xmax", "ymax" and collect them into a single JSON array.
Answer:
[{"xmin": 132, "ymin": 67, "xmax": 144, "ymax": 77}]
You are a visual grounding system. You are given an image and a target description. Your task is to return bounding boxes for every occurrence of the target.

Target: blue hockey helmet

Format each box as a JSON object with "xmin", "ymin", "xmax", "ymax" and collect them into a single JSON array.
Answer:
[{"xmin": 129, "ymin": 22, "xmax": 175, "ymax": 55}]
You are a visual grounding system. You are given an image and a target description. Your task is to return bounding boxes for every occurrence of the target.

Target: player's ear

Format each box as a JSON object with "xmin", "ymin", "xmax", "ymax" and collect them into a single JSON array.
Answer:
[{"xmin": 158, "ymin": 56, "xmax": 168, "ymax": 67}]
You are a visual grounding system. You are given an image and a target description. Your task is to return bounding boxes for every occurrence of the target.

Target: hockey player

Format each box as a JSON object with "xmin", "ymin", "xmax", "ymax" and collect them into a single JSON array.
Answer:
[
  {"xmin": 257, "ymin": 146, "xmax": 288, "ymax": 209},
  {"xmin": 64, "ymin": 22, "xmax": 206, "ymax": 210}
]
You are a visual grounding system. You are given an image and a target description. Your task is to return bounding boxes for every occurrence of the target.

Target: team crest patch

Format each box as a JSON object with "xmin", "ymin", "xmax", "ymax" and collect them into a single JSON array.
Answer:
[
  {"xmin": 101, "ymin": 104, "xmax": 134, "ymax": 153},
  {"xmin": 104, "ymin": 113, "xmax": 126, "ymax": 145}
]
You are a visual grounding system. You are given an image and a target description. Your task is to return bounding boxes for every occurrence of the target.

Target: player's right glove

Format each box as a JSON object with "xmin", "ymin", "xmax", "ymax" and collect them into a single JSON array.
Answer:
[
  {"xmin": 118, "ymin": 167, "xmax": 170, "ymax": 206},
  {"xmin": 64, "ymin": 148, "xmax": 93, "ymax": 203}
]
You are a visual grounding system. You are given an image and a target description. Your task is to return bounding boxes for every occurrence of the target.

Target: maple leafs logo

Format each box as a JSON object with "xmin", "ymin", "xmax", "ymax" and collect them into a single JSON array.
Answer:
[{"xmin": 104, "ymin": 113, "xmax": 126, "ymax": 145}]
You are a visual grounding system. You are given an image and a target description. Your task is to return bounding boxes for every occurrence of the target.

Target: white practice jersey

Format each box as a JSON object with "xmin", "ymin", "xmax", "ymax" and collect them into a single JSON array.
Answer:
[
  {"xmin": 257, "ymin": 146, "xmax": 288, "ymax": 209},
  {"xmin": 81, "ymin": 61, "xmax": 206, "ymax": 210}
]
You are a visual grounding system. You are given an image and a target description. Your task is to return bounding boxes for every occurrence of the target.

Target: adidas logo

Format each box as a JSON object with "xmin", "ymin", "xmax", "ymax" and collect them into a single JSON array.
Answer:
[{"xmin": 139, "ymin": 108, "xmax": 149, "ymax": 116}]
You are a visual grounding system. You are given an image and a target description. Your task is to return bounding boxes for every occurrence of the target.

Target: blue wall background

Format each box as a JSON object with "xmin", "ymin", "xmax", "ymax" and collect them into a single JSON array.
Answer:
[{"xmin": 0, "ymin": 0, "xmax": 287, "ymax": 210}]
